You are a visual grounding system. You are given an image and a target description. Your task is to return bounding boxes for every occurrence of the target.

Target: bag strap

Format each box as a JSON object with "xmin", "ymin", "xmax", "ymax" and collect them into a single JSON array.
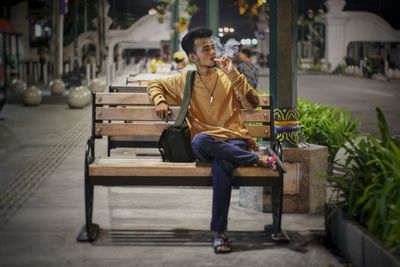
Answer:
[{"xmin": 174, "ymin": 70, "xmax": 195, "ymax": 127}]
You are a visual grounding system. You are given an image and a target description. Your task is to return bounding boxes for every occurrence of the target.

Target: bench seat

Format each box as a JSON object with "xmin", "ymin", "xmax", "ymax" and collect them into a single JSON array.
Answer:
[{"xmin": 88, "ymin": 158, "xmax": 280, "ymax": 186}]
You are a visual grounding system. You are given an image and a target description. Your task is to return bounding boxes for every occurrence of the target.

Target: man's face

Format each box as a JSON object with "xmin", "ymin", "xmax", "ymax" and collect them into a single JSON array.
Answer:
[{"xmin": 190, "ymin": 37, "xmax": 217, "ymax": 68}]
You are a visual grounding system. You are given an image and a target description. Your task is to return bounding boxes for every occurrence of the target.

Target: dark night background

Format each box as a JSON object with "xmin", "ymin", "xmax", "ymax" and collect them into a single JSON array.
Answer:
[
  {"xmin": 1, "ymin": 0, "xmax": 399, "ymax": 44},
  {"xmin": 108, "ymin": 0, "xmax": 400, "ymax": 39}
]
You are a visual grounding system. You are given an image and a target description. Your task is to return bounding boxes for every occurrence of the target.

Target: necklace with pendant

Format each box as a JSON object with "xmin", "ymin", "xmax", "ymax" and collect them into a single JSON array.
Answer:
[{"xmin": 197, "ymin": 72, "xmax": 219, "ymax": 104}]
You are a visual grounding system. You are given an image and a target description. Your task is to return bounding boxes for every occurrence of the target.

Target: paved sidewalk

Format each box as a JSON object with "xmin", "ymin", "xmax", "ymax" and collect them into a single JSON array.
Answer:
[{"xmin": 0, "ymin": 72, "xmax": 342, "ymax": 266}]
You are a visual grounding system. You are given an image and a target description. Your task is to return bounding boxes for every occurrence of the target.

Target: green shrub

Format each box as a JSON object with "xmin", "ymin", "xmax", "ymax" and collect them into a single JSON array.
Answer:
[
  {"xmin": 298, "ymin": 100, "xmax": 399, "ymax": 255},
  {"xmin": 310, "ymin": 63, "xmax": 322, "ymax": 71},
  {"xmin": 329, "ymin": 108, "xmax": 400, "ymax": 256},
  {"xmin": 333, "ymin": 64, "xmax": 346, "ymax": 74},
  {"xmin": 298, "ymin": 98, "xmax": 360, "ymax": 173}
]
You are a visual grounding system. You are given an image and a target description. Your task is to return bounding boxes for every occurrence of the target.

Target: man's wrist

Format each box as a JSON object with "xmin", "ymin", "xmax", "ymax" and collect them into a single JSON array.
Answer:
[
  {"xmin": 154, "ymin": 97, "xmax": 167, "ymax": 106},
  {"xmin": 226, "ymin": 68, "xmax": 240, "ymax": 81}
]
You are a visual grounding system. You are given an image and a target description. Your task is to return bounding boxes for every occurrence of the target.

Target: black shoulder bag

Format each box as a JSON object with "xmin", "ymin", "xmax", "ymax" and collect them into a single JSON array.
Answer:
[{"xmin": 158, "ymin": 70, "xmax": 196, "ymax": 162}]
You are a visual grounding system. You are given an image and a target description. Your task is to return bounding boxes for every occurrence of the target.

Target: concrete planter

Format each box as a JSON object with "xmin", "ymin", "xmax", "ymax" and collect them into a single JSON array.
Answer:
[
  {"xmin": 239, "ymin": 144, "xmax": 328, "ymax": 213},
  {"xmin": 325, "ymin": 204, "xmax": 400, "ymax": 267}
]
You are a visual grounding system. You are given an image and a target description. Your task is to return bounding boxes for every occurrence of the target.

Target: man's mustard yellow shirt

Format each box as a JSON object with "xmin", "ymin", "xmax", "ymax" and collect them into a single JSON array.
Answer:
[{"xmin": 147, "ymin": 68, "xmax": 259, "ymax": 146}]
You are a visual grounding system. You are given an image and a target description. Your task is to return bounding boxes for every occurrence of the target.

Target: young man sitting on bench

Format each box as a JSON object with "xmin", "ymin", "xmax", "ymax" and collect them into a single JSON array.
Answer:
[{"xmin": 147, "ymin": 27, "xmax": 278, "ymax": 254}]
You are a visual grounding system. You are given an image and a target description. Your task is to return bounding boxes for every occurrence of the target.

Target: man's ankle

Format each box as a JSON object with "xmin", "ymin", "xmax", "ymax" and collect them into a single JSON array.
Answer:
[{"xmin": 214, "ymin": 231, "xmax": 226, "ymax": 237}]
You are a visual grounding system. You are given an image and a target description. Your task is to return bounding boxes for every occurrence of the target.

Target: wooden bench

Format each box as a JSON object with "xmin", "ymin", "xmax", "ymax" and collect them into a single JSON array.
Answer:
[
  {"xmin": 126, "ymin": 74, "xmax": 138, "ymax": 86},
  {"xmin": 77, "ymin": 92, "xmax": 288, "ymax": 242}
]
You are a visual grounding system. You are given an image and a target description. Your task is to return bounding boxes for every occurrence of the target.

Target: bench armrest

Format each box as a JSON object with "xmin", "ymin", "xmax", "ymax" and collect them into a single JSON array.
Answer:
[
  {"xmin": 271, "ymin": 140, "xmax": 282, "ymax": 159},
  {"xmin": 268, "ymin": 140, "xmax": 286, "ymax": 173}
]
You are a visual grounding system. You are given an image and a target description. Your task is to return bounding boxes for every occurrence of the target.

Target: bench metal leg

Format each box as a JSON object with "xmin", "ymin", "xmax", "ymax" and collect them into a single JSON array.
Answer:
[
  {"xmin": 265, "ymin": 175, "xmax": 289, "ymax": 242},
  {"xmin": 107, "ymin": 137, "xmax": 111, "ymax": 157},
  {"xmin": 77, "ymin": 179, "xmax": 99, "ymax": 242}
]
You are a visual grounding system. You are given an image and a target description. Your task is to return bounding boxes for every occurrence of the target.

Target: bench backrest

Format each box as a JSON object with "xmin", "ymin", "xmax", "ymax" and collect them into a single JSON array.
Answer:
[
  {"xmin": 109, "ymin": 85, "xmax": 147, "ymax": 93},
  {"xmin": 92, "ymin": 92, "xmax": 273, "ymax": 141}
]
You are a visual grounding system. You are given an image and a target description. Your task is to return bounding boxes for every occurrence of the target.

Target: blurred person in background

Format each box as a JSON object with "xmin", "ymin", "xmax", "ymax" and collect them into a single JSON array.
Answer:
[
  {"xmin": 171, "ymin": 51, "xmax": 196, "ymax": 73},
  {"xmin": 236, "ymin": 47, "xmax": 258, "ymax": 89},
  {"xmin": 149, "ymin": 53, "xmax": 163, "ymax": 73}
]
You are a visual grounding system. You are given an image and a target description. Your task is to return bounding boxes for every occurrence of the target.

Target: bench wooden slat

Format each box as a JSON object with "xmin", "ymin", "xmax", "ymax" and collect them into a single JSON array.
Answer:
[
  {"xmin": 88, "ymin": 175, "xmax": 278, "ymax": 187},
  {"xmin": 247, "ymin": 125, "xmax": 271, "ymax": 138},
  {"xmin": 242, "ymin": 109, "xmax": 271, "ymax": 122},
  {"xmin": 96, "ymin": 107, "xmax": 179, "ymax": 121},
  {"xmin": 96, "ymin": 93, "xmax": 270, "ymax": 107},
  {"xmin": 110, "ymin": 136, "xmax": 157, "ymax": 142},
  {"xmin": 96, "ymin": 93, "xmax": 177, "ymax": 105},
  {"xmin": 89, "ymin": 158, "xmax": 279, "ymax": 177},
  {"xmin": 126, "ymin": 76, "xmax": 136, "ymax": 82},
  {"xmin": 95, "ymin": 123, "xmax": 270, "ymax": 138},
  {"xmin": 110, "ymin": 86, "xmax": 147, "ymax": 93},
  {"xmin": 126, "ymin": 82, "xmax": 140, "ymax": 86},
  {"xmin": 96, "ymin": 93, "xmax": 151, "ymax": 105},
  {"xmin": 96, "ymin": 107, "xmax": 270, "ymax": 122},
  {"xmin": 95, "ymin": 123, "xmax": 167, "ymax": 137}
]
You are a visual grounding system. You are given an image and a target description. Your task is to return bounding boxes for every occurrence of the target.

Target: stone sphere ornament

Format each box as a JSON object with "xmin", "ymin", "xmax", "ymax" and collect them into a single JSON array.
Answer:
[
  {"xmin": 81, "ymin": 85, "xmax": 92, "ymax": 105},
  {"xmin": 49, "ymin": 79, "xmax": 65, "ymax": 96},
  {"xmin": 10, "ymin": 79, "xmax": 26, "ymax": 94},
  {"xmin": 89, "ymin": 78, "xmax": 106, "ymax": 92},
  {"xmin": 22, "ymin": 86, "xmax": 42, "ymax": 106},
  {"xmin": 67, "ymin": 86, "xmax": 91, "ymax": 108}
]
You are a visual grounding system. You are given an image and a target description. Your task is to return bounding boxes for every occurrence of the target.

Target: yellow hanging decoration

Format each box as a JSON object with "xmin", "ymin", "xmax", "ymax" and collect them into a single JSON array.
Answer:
[
  {"xmin": 238, "ymin": 0, "xmax": 248, "ymax": 15},
  {"xmin": 251, "ymin": 4, "xmax": 259, "ymax": 16},
  {"xmin": 178, "ymin": 17, "xmax": 188, "ymax": 33}
]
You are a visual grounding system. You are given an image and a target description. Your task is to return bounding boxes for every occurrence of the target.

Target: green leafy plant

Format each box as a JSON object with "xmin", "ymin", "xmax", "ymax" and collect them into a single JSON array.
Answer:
[
  {"xmin": 156, "ymin": 2, "xmax": 169, "ymax": 15},
  {"xmin": 298, "ymin": 98, "xmax": 360, "ymax": 173},
  {"xmin": 310, "ymin": 63, "xmax": 321, "ymax": 71},
  {"xmin": 185, "ymin": 3, "xmax": 199, "ymax": 15},
  {"xmin": 329, "ymin": 108, "xmax": 400, "ymax": 256},
  {"xmin": 158, "ymin": 16, "xmax": 165, "ymax": 24},
  {"xmin": 333, "ymin": 64, "xmax": 346, "ymax": 74}
]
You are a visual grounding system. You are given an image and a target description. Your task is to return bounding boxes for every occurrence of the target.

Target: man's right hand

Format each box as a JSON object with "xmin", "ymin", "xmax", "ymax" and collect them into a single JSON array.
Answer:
[{"xmin": 156, "ymin": 101, "xmax": 172, "ymax": 122}]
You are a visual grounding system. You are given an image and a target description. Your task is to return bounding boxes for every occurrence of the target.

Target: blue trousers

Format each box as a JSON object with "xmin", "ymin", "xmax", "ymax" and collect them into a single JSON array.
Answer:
[{"xmin": 191, "ymin": 133, "xmax": 259, "ymax": 232}]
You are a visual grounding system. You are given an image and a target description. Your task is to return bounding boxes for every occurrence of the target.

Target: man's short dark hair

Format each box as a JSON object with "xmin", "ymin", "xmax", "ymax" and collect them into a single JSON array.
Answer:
[
  {"xmin": 181, "ymin": 27, "xmax": 213, "ymax": 55},
  {"xmin": 240, "ymin": 48, "xmax": 252, "ymax": 58}
]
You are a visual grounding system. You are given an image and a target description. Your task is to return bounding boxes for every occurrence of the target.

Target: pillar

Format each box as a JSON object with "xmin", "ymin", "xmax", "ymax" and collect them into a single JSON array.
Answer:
[
  {"xmin": 170, "ymin": 0, "xmax": 179, "ymax": 55},
  {"xmin": 206, "ymin": 0, "xmax": 219, "ymax": 34},
  {"xmin": 269, "ymin": 0, "xmax": 299, "ymax": 147},
  {"xmin": 239, "ymin": 0, "xmax": 327, "ymax": 214},
  {"xmin": 324, "ymin": 0, "xmax": 347, "ymax": 71}
]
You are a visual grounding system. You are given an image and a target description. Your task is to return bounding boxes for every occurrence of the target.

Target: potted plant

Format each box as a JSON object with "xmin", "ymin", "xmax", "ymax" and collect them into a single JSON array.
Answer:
[
  {"xmin": 157, "ymin": 16, "xmax": 164, "ymax": 24},
  {"xmin": 298, "ymin": 98, "xmax": 359, "ymax": 174},
  {"xmin": 155, "ymin": 1, "xmax": 169, "ymax": 15},
  {"xmin": 185, "ymin": 3, "xmax": 199, "ymax": 16},
  {"xmin": 325, "ymin": 108, "xmax": 400, "ymax": 267}
]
